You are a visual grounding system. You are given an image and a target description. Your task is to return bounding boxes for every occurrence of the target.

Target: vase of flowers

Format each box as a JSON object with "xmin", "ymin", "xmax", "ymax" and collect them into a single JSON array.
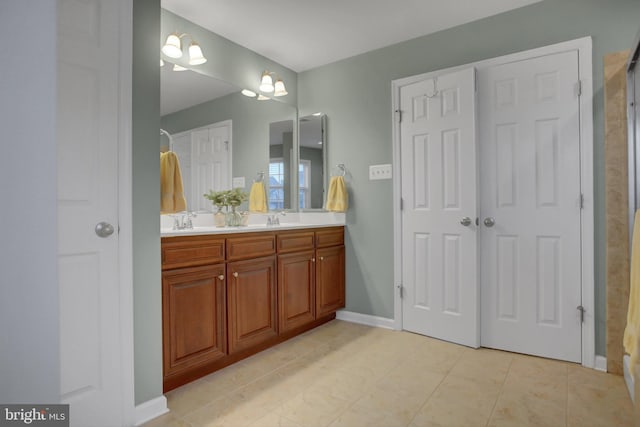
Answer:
[
  {"xmin": 203, "ymin": 188, "xmax": 249, "ymax": 227},
  {"xmin": 225, "ymin": 188, "xmax": 248, "ymax": 226},
  {"xmin": 203, "ymin": 190, "xmax": 228, "ymax": 227}
]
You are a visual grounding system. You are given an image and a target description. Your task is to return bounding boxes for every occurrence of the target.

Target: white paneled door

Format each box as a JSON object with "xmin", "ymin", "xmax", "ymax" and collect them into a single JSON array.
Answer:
[
  {"xmin": 478, "ymin": 51, "xmax": 582, "ymax": 362},
  {"xmin": 400, "ymin": 68, "xmax": 479, "ymax": 348},
  {"xmin": 191, "ymin": 121, "xmax": 232, "ymax": 211},
  {"xmin": 57, "ymin": 0, "xmax": 131, "ymax": 425}
]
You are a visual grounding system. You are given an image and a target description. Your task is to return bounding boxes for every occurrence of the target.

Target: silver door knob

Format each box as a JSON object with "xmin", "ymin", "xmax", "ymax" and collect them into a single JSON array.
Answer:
[
  {"xmin": 460, "ymin": 217, "xmax": 472, "ymax": 227},
  {"xmin": 95, "ymin": 222, "xmax": 115, "ymax": 238},
  {"xmin": 483, "ymin": 217, "xmax": 496, "ymax": 227}
]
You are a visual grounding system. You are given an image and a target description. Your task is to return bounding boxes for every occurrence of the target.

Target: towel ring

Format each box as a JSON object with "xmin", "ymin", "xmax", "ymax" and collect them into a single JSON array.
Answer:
[
  {"xmin": 331, "ymin": 164, "xmax": 346, "ymax": 177},
  {"xmin": 254, "ymin": 171, "xmax": 265, "ymax": 182}
]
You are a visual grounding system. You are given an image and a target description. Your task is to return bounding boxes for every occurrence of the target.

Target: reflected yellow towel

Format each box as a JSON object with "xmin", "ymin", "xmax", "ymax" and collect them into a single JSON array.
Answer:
[
  {"xmin": 160, "ymin": 151, "xmax": 187, "ymax": 214},
  {"xmin": 624, "ymin": 209, "xmax": 640, "ymax": 374},
  {"xmin": 249, "ymin": 182, "xmax": 267, "ymax": 213},
  {"xmin": 326, "ymin": 176, "xmax": 348, "ymax": 212}
]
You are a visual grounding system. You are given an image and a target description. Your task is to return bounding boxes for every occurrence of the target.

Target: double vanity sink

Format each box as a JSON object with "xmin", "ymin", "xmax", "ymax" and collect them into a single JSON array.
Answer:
[{"xmin": 160, "ymin": 213, "xmax": 346, "ymax": 391}]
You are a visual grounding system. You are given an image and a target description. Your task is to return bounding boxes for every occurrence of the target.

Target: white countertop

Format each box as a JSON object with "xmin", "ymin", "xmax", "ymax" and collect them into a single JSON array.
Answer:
[{"xmin": 160, "ymin": 212, "xmax": 345, "ymax": 237}]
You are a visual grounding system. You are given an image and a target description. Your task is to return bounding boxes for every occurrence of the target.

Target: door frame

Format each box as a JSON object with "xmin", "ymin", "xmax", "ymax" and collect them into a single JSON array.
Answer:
[
  {"xmin": 391, "ymin": 37, "xmax": 595, "ymax": 368},
  {"xmin": 115, "ymin": 0, "xmax": 135, "ymax": 423}
]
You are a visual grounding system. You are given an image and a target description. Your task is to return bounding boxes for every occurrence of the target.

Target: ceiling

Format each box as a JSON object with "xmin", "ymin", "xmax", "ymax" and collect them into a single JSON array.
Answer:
[{"xmin": 161, "ymin": 0, "xmax": 542, "ymax": 73}]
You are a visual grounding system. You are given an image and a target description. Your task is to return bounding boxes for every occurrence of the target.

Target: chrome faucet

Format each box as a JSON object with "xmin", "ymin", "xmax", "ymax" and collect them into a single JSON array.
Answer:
[
  {"xmin": 172, "ymin": 211, "xmax": 196, "ymax": 230},
  {"xmin": 266, "ymin": 211, "xmax": 286, "ymax": 226}
]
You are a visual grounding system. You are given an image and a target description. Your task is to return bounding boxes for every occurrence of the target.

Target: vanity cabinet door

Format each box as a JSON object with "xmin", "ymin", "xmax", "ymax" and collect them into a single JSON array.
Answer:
[
  {"xmin": 316, "ymin": 245, "xmax": 346, "ymax": 317},
  {"xmin": 162, "ymin": 264, "xmax": 227, "ymax": 378},
  {"xmin": 227, "ymin": 256, "xmax": 278, "ymax": 354},
  {"xmin": 278, "ymin": 250, "xmax": 316, "ymax": 332}
]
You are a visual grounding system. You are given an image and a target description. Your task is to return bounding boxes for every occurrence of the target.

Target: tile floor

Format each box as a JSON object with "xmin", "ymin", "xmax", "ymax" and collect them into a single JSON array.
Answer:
[{"xmin": 144, "ymin": 320, "xmax": 636, "ymax": 427}]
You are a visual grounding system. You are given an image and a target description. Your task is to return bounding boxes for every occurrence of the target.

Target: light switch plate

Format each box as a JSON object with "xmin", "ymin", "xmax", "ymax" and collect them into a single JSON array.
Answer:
[
  {"xmin": 369, "ymin": 164, "xmax": 392, "ymax": 180},
  {"xmin": 232, "ymin": 177, "xmax": 246, "ymax": 188}
]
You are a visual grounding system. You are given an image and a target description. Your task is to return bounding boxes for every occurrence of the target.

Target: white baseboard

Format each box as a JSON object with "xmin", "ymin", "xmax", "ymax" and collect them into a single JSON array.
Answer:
[
  {"xmin": 594, "ymin": 355, "xmax": 607, "ymax": 372},
  {"xmin": 335, "ymin": 310, "xmax": 395, "ymax": 329},
  {"xmin": 135, "ymin": 395, "xmax": 169, "ymax": 426}
]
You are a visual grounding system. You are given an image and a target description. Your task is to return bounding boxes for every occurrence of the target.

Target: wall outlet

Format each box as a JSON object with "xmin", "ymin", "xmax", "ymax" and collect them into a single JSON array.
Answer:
[
  {"xmin": 369, "ymin": 164, "xmax": 392, "ymax": 180},
  {"xmin": 232, "ymin": 177, "xmax": 246, "ymax": 188}
]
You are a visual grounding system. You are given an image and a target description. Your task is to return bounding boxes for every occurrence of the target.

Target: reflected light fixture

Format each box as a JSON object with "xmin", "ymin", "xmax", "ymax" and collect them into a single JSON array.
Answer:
[
  {"xmin": 273, "ymin": 79, "xmax": 288, "ymax": 97},
  {"xmin": 257, "ymin": 94, "xmax": 270, "ymax": 101},
  {"xmin": 259, "ymin": 71, "xmax": 274, "ymax": 92},
  {"xmin": 161, "ymin": 32, "xmax": 208, "ymax": 66},
  {"xmin": 172, "ymin": 64, "xmax": 188, "ymax": 72},
  {"xmin": 241, "ymin": 89, "xmax": 257, "ymax": 98},
  {"xmin": 258, "ymin": 70, "xmax": 287, "ymax": 97}
]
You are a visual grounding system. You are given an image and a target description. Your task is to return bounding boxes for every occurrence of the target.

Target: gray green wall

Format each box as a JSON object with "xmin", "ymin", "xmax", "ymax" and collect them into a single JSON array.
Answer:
[
  {"xmin": 297, "ymin": 0, "xmax": 640, "ymax": 356},
  {"xmin": 133, "ymin": 0, "xmax": 163, "ymax": 405}
]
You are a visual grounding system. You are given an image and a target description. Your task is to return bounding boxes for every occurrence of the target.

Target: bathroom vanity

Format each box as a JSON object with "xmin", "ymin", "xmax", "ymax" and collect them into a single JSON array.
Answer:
[{"xmin": 160, "ymin": 225, "xmax": 345, "ymax": 391}]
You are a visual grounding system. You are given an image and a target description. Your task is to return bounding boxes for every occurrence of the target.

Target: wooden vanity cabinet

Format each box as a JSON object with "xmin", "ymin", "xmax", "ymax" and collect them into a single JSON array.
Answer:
[
  {"xmin": 162, "ymin": 264, "xmax": 227, "ymax": 380},
  {"xmin": 316, "ymin": 245, "xmax": 346, "ymax": 317},
  {"xmin": 227, "ymin": 256, "xmax": 278, "ymax": 354},
  {"xmin": 277, "ymin": 230, "xmax": 316, "ymax": 332},
  {"xmin": 315, "ymin": 228, "xmax": 346, "ymax": 317},
  {"xmin": 161, "ymin": 226, "xmax": 344, "ymax": 392}
]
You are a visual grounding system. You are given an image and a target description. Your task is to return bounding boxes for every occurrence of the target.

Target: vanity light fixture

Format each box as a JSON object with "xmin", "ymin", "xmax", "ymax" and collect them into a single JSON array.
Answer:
[
  {"xmin": 161, "ymin": 32, "xmax": 208, "ymax": 65},
  {"xmin": 259, "ymin": 70, "xmax": 287, "ymax": 97},
  {"xmin": 172, "ymin": 64, "xmax": 188, "ymax": 72}
]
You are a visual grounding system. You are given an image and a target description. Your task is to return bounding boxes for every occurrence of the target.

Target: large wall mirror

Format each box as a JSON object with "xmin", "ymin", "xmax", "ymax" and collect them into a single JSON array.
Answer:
[
  {"xmin": 160, "ymin": 59, "xmax": 298, "ymax": 212},
  {"xmin": 299, "ymin": 114, "xmax": 327, "ymax": 210}
]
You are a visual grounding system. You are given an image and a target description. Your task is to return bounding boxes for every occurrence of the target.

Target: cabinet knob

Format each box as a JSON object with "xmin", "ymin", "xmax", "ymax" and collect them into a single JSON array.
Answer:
[
  {"xmin": 233, "ymin": 272, "xmax": 239, "ymax": 278},
  {"xmin": 218, "ymin": 275, "xmax": 224, "ymax": 281},
  {"xmin": 312, "ymin": 258, "xmax": 316, "ymax": 262},
  {"xmin": 320, "ymin": 256, "xmax": 324, "ymax": 261}
]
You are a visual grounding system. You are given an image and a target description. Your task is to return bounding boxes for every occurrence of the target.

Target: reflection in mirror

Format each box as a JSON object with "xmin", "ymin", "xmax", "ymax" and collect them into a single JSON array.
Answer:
[
  {"xmin": 268, "ymin": 120, "xmax": 295, "ymax": 210},
  {"xmin": 160, "ymin": 60, "xmax": 297, "ymax": 212},
  {"xmin": 299, "ymin": 114, "xmax": 326, "ymax": 210}
]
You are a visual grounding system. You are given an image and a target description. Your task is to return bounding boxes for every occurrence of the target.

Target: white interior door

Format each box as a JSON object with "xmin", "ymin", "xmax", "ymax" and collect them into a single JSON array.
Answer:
[
  {"xmin": 192, "ymin": 121, "xmax": 232, "ymax": 211},
  {"xmin": 478, "ymin": 51, "xmax": 582, "ymax": 362},
  {"xmin": 57, "ymin": 0, "xmax": 130, "ymax": 425},
  {"xmin": 400, "ymin": 68, "xmax": 479, "ymax": 348}
]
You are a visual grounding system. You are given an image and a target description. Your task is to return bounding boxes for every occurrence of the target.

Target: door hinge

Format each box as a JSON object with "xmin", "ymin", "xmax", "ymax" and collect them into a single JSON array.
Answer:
[
  {"xmin": 395, "ymin": 109, "xmax": 403, "ymax": 123},
  {"xmin": 398, "ymin": 285, "xmax": 404, "ymax": 298},
  {"xmin": 577, "ymin": 305, "xmax": 585, "ymax": 323},
  {"xmin": 576, "ymin": 80, "xmax": 582, "ymax": 97},
  {"xmin": 580, "ymin": 193, "xmax": 584, "ymax": 209},
  {"xmin": 400, "ymin": 197, "xmax": 404, "ymax": 211}
]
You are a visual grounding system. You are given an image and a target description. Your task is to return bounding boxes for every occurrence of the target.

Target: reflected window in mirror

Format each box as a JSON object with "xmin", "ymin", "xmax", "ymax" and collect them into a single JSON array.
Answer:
[
  {"xmin": 299, "ymin": 113, "xmax": 326, "ymax": 210},
  {"xmin": 299, "ymin": 160, "xmax": 311, "ymax": 209},
  {"xmin": 269, "ymin": 120, "xmax": 295, "ymax": 210}
]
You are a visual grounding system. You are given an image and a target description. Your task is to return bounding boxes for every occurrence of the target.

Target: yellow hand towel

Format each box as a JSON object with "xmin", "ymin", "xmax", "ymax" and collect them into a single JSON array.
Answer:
[
  {"xmin": 249, "ymin": 181, "xmax": 267, "ymax": 213},
  {"xmin": 624, "ymin": 209, "xmax": 640, "ymax": 375},
  {"xmin": 326, "ymin": 176, "xmax": 348, "ymax": 212},
  {"xmin": 160, "ymin": 151, "xmax": 187, "ymax": 214}
]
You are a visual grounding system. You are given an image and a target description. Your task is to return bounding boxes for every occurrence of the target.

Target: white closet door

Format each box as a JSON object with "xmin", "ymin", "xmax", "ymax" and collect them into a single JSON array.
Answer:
[
  {"xmin": 191, "ymin": 121, "xmax": 232, "ymax": 211},
  {"xmin": 400, "ymin": 67, "xmax": 479, "ymax": 348},
  {"xmin": 479, "ymin": 50, "xmax": 582, "ymax": 362}
]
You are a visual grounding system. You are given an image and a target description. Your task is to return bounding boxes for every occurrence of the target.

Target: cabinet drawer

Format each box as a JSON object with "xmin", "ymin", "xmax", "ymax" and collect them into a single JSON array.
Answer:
[
  {"xmin": 162, "ymin": 236, "xmax": 225, "ymax": 270},
  {"xmin": 277, "ymin": 230, "xmax": 315, "ymax": 253},
  {"xmin": 315, "ymin": 227, "xmax": 344, "ymax": 248},
  {"xmin": 226, "ymin": 233, "xmax": 276, "ymax": 261}
]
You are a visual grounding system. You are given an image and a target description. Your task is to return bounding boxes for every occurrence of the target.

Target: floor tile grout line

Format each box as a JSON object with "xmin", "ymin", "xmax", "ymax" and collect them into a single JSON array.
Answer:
[{"xmin": 483, "ymin": 354, "xmax": 516, "ymax": 427}]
